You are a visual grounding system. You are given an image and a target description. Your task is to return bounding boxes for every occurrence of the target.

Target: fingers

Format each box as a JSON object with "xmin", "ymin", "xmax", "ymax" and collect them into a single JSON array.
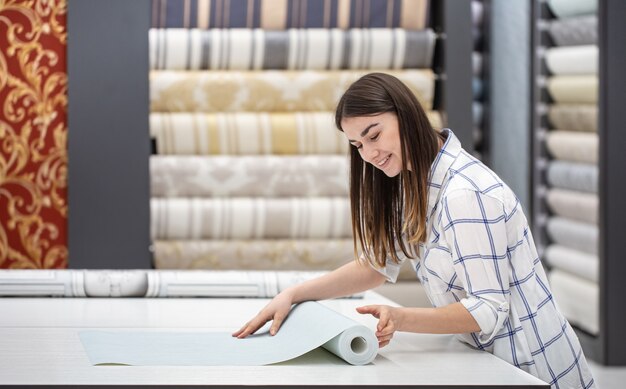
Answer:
[
  {"xmin": 357, "ymin": 305, "xmax": 396, "ymax": 347},
  {"xmin": 232, "ymin": 317, "xmax": 268, "ymax": 339},
  {"xmin": 356, "ymin": 305, "xmax": 380, "ymax": 318},
  {"xmin": 269, "ymin": 311, "xmax": 287, "ymax": 336}
]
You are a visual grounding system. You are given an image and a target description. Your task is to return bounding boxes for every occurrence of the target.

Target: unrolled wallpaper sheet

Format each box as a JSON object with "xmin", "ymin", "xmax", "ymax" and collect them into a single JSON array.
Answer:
[
  {"xmin": 546, "ymin": 188, "xmax": 598, "ymax": 225},
  {"xmin": 548, "ymin": 104, "xmax": 597, "ymax": 132},
  {"xmin": 545, "ymin": 131, "xmax": 598, "ymax": 164},
  {"xmin": 548, "ymin": 269, "xmax": 598, "ymax": 335},
  {"xmin": 548, "ymin": 16, "xmax": 597, "ymax": 47},
  {"xmin": 150, "ymin": 28, "xmax": 436, "ymax": 70},
  {"xmin": 150, "ymin": 155, "xmax": 349, "ymax": 197},
  {"xmin": 150, "ymin": 0, "xmax": 430, "ymax": 30},
  {"xmin": 153, "ymin": 239, "xmax": 417, "ymax": 281},
  {"xmin": 545, "ymin": 245, "xmax": 598, "ymax": 283},
  {"xmin": 150, "ymin": 111, "xmax": 442, "ymax": 155},
  {"xmin": 547, "ymin": 160, "xmax": 597, "ymax": 194},
  {"xmin": 151, "ymin": 198, "xmax": 351, "ymax": 239},
  {"xmin": 149, "ymin": 70, "xmax": 435, "ymax": 112},
  {"xmin": 547, "ymin": 216, "xmax": 598, "ymax": 255},
  {"xmin": 80, "ymin": 301, "xmax": 378, "ymax": 366},
  {"xmin": 546, "ymin": 0, "xmax": 597, "ymax": 19},
  {"xmin": 545, "ymin": 45, "xmax": 597, "ymax": 75},
  {"xmin": 547, "ymin": 75, "xmax": 598, "ymax": 104}
]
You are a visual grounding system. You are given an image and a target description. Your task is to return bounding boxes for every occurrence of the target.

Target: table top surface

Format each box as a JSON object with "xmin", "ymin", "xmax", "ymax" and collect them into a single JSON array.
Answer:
[{"xmin": 0, "ymin": 292, "xmax": 548, "ymax": 388}]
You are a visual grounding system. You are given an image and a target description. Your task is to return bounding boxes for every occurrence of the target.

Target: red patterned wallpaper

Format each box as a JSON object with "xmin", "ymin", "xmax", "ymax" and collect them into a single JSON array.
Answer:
[{"xmin": 0, "ymin": 0, "xmax": 68, "ymax": 268}]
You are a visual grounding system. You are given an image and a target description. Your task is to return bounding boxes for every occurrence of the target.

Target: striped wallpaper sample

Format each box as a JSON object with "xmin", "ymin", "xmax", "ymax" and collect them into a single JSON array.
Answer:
[
  {"xmin": 151, "ymin": 0, "xmax": 430, "ymax": 30},
  {"xmin": 150, "ymin": 111, "xmax": 442, "ymax": 155},
  {"xmin": 545, "ymin": 131, "xmax": 598, "ymax": 164},
  {"xmin": 547, "ymin": 0, "xmax": 597, "ymax": 19},
  {"xmin": 545, "ymin": 245, "xmax": 598, "ymax": 283},
  {"xmin": 547, "ymin": 160, "xmax": 597, "ymax": 194},
  {"xmin": 548, "ymin": 16, "xmax": 597, "ymax": 47},
  {"xmin": 548, "ymin": 269, "xmax": 598, "ymax": 335},
  {"xmin": 547, "ymin": 216, "xmax": 598, "ymax": 255},
  {"xmin": 545, "ymin": 45, "xmax": 597, "ymax": 75},
  {"xmin": 546, "ymin": 75, "xmax": 597, "ymax": 104},
  {"xmin": 150, "ymin": 69, "xmax": 435, "ymax": 112},
  {"xmin": 150, "ymin": 28, "xmax": 436, "ymax": 70},
  {"xmin": 548, "ymin": 104, "xmax": 597, "ymax": 132},
  {"xmin": 151, "ymin": 197, "xmax": 352, "ymax": 239},
  {"xmin": 546, "ymin": 188, "xmax": 598, "ymax": 225},
  {"xmin": 150, "ymin": 155, "xmax": 349, "ymax": 197}
]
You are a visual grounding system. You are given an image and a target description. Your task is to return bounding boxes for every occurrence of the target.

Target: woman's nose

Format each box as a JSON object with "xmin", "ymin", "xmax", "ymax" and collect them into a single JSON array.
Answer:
[{"xmin": 361, "ymin": 144, "xmax": 379, "ymax": 163}]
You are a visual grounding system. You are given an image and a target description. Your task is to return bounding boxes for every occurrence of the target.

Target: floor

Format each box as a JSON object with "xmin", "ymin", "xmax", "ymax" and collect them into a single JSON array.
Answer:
[{"xmin": 375, "ymin": 282, "xmax": 626, "ymax": 389}]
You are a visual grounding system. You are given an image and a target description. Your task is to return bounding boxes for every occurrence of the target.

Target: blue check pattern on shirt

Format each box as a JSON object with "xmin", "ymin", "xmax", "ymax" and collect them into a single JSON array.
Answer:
[{"xmin": 381, "ymin": 129, "xmax": 595, "ymax": 389}]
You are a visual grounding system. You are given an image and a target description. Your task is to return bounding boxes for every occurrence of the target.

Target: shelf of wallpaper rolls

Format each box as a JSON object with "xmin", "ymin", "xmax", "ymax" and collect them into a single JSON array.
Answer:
[{"xmin": 530, "ymin": 0, "xmax": 626, "ymax": 365}]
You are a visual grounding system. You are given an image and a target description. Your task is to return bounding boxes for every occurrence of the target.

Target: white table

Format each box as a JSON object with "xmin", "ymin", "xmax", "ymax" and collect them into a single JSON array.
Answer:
[{"xmin": 0, "ymin": 292, "xmax": 548, "ymax": 388}]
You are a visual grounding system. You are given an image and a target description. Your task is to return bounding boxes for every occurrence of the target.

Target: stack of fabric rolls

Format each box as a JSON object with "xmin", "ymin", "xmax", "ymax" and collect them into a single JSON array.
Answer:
[
  {"xmin": 543, "ymin": 0, "xmax": 598, "ymax": 335},
  {"xmin": 148, "ymin": 0, "xmax": 441, "ymax": 280},
  {"xmin": 471, "ymin": 0, "xmax": 485, "ymax": 160}
]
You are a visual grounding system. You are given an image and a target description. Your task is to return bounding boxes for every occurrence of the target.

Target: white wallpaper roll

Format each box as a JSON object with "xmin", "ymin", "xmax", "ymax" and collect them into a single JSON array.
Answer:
[
  {"xmin": 545, "ymin": 245, "xmax": 598, "ymax": 282},
  {"xmin": 546, "ymin": 217, "xmax": 598, "ymax": 255},
  {"xmin": 548, "ymin": 269, "xmax": 598, "ymax": 335},
  {"xmin": 545, "ymin": 45, "xmax": 597, "ymax": 75}
]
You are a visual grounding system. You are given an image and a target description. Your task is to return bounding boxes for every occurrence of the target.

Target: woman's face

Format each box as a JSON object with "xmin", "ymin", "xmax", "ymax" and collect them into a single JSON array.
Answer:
[{"xmin": 341, "ymin": 112, "xmax": 404, "ymax": 177}]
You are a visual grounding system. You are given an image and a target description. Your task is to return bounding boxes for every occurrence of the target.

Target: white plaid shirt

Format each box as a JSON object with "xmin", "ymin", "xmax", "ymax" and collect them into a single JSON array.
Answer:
[{"xmin": 380, "ymin": 129, "xmax": 595, "ymax": 388}]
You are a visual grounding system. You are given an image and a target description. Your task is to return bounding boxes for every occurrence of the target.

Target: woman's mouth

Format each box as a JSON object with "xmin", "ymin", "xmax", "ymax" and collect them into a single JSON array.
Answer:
[{"xmin": 377, "ymin": 154, "xmax": 391, "ymax": 168}]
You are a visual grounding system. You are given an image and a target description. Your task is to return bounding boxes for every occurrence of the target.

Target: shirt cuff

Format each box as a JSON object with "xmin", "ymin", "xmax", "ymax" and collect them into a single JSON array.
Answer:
[
  {"xmin": 461, "ymin": 296, "xmax": 509, "ymax": 343},
  {"xmin": 370, "ymin": 260, "xmax": 402, "ymax": 283}
]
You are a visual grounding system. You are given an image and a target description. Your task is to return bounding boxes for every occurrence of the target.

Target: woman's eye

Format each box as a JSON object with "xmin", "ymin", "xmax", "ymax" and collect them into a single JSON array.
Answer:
[{"xmin": 370, "ymin": 133, "xmax": 380, "ymax": 141}]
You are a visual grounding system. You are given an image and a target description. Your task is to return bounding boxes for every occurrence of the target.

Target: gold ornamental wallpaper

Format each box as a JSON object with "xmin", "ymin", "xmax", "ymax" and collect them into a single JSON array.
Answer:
[{"xmin": 0, "ymin": 0, "xmax": 68, "ymax": 268}]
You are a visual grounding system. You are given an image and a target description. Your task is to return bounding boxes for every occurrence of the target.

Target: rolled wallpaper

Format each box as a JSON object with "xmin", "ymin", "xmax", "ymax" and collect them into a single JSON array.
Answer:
[
  {"xmin": 546, "ymin": 0, "xmax": 597, "ymax": 19},
  {"xmin": 548, "ymin": 269, "xmax": 598, "ymax": 335},
  {"xmin": 151, "ymin": 155, "xmax": 349, "ymax": 197},
  {"xmin": 153, "ymin": 239, "xmax": 417, "ymax": 281},
  {"xmin": 150, "ymin": 111, "xmax": 442, "ymax": 155},
  {"xmin": 472, "ymin": 78, "xmax": 483, "ymax": 100},
  {"xmin": 548, "ymin": 16, "xmax": 597, "ymax": 47},
  {"xmin": 545, "ymin": 45, "xmax": 597, "ymax": 75},
  {"xmin": 548, "ymin": 104, "xmax": 597, "ymax": 132},
  {"xmin": 546, "ymin": 160, "xmax": 597, "ymax": 194},
  {"xmin": 151, "ymin": 0, "xmax": 430, "ymax": 30},
  {"xmin": 545, "ymin": 245, "xmax": 598, "ymax": 283},
  {"xmin": 471, "ymin": 0, "xmax": 483, "ymax": 27},
  {"xmin": 472, "ymin": 52, "xmax": 482, "ymax": 77},
  {"xmin": 546, "ymin": 75, "xmax": 597, "ymax": 104},
  {"xmin": 545, "ymin": 131, "xmax": 598, "ymax": 164},
  {"xmin": 473, "ymin": 102, "xmax": 483, "ymax": 127},
  {"xmin": 547, "ymin": 216, "xmax": 598, "ymax": 255},
  {"xmin": 150, "ymin": 70, "xmax": 435, "ymax": 112},
  {"xmin": 150, "ymin": 28, "xmax": 436, "ymax": 70},
  {"xmin": 546, "ymin": 188, "xmax": 598, "ymax": 225},
  {"xmin": 151, "ymin": 198, "xmax": 352, "ymax": 239}
]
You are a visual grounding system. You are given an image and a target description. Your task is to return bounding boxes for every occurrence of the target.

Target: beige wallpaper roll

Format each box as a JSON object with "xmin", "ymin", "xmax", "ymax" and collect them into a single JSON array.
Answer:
[
  {"xmin": 545, "ymin": 131, "xmax": 598, "ymax": 164},
  {"xmin": 548, "ymin": 104, "xmax": 597, "ymax": 132},
  {"xmin": 546, "ymin": 188, "xmax": 598, "ymax": 225},
  {"xmin": 150, "ymin": 155, "xmax": 349, "ymax": 197},
  {"xmin": 546, "ymin": 75, "xmax": 597, "ymax": 104},
  {"xmin": 150, "ymin": 70, "xmax": 435, "ymax": 112}
]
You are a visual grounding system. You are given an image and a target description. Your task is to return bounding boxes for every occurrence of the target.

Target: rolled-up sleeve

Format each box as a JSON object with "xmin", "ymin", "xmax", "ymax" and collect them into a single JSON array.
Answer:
[{"xmin": 441, "ymin": 189, "xmax": 511, "ymax": 343}]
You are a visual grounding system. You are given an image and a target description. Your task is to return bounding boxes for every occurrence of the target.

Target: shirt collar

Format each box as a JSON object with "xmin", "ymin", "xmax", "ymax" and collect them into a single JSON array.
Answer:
[{"xmin": 427, "ymin": 128, "xmax": 462, "ymax": 215}]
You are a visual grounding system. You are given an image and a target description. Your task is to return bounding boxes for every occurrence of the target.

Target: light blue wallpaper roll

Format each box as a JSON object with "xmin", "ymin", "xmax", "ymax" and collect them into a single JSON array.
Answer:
[
  {"xmin": 547, "ymin": 0, "xmax": 597, "ymax": 19},
  {"xmin": 547, "ymin": 161, "xmax": 598, "ymax": 194}
]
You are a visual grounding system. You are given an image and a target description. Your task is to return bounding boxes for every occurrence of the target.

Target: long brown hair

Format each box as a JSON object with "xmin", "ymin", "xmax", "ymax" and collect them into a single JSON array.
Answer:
[{"xmin": 335, "ymin": 73, "xmax": 440, "ymax": 267}]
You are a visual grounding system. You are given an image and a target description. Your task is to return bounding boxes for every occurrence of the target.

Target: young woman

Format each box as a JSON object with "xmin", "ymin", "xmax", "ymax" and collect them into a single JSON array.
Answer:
[{"xmin": 233, "ymin": 73, "xmax": 595, "ymax": 388}]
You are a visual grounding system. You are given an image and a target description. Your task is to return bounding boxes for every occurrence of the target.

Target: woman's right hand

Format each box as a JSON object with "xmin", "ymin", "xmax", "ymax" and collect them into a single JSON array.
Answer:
[{"xmin": 232, "ymin": 289, "xmax": 296, "ymax": 338}]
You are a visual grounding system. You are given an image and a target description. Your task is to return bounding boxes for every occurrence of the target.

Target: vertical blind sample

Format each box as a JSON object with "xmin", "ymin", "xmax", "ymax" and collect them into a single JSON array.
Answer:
[
  {"xmin": 548, "ymin": 16, "xmax": 597, "ymax": 47},
  {"xmin": 548, "ymin": 104, "xmax": 597, "ymax": 132},
  {"xmin": 151, "ymin": 198, "xmax": 351, "ymax": 239},
  {"xmin": 545, "ymin": 45, "xmax": 597, "ymax": 75},
  {"xmin": 150, "ymin": 28, "xmax": 436, "ymax": 70},
  {"xmin": 546, "ymin": 188, "xmax": 598, "ymax": 225},
  {"xmin": 547, "ymin": 217, "xmax": 598, "ymax": 255},
  {"xmin": 151, "ymin": 0, "xmax": 430, "ymax": 30},
  {"xmin": 151, "ymin": 155, "xmax": 349, "ymax": 197},
  {"xmin": 150, "ymin": 70, "xmax": 435, "ymax": 112},
  {"xmin": 546, "ymin": 161, "xmax": 598, "ymax": 194},
  {"xmin": 545, "ymin": 245, "xmax": 598, "ymax": 283},
  {"xmin": 548, "ymin": 269, "xmax": 598, "ymax": 335},
  {"xmin": 546, "ymin": 0, "xmax": 597, "ymax": 19},
  {"xmin": 546, "ymin": 75, "xmax": 598, "ymax": 104},
  {"xmin": 545, "ymin": 131, "xmax": 598, "ymax": 164}
]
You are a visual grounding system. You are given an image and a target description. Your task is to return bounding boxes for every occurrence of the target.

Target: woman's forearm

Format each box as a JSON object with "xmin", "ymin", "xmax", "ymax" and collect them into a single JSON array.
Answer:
[{"xmin": 395, "ymin": 302, "xmax": 481, "ymax": 334}]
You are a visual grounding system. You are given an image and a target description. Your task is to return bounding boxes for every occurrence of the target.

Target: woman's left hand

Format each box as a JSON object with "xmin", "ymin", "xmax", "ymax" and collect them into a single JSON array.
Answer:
[{"xmin": 356, "ymin": 304, "xmax": 400, "ymax": 348}]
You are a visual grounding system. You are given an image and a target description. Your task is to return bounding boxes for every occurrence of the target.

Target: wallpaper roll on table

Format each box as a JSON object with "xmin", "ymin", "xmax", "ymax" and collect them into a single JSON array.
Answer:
[
  {"xmin": 151, "ymin": 0, "xmax": 430, "ymax": 30},
  {"xmin": 151, "ymin": 198, "xmax": 351, "ymax": 239},
  {"xmin": 150, "ymin": 70, "xmax": 435, "ymax": 112},
  {"xmin": 547, "ymin": 75, "xmax": 598, "ymax": 104},
  {"xmin": 150, "ymin": 28, "xmax": 436, "ymax": 70},
  {"xmin": 546, "ymin": 216, "xmax": 598, "ymax": 255},
  {"xmin": 545, "ymin": 45, "xmax": 597, "ymax": 75},
  {"xmin": 546, "ymin": 160, "xmax": 597, "ymax": 194},
  {"xmin": 150, "ymin": 155, "xmax": 349, "ymax": 197},
  {"xmin": 80, "ymin": 301, "xmax": 378, "ymax": 366},
  {"xmin": 548, "ymin": 16, "xmax": 597, "ymax": 47},
  {"xmin": 546, "ymin": 188, "xmax": 598, "ymax": 225},
  {"xmin": 150, "ymin": 111, "xmax": 442, "ymax": 155},
  {"xmin": 545, "ymin": 245, "xmax": 598, "ymax": 283},
  {"xmin": 545, "ymin": 131, "xmax": 598, "ymax": 164},
  {"xmin": 548, "ymin": 104, "xmax": 597, "ymax": 132},
  {"xmin": 546, "ymin": 0, "xmax": 597, "ymax": 19},
  {"xmin": 548, "ymin": 269, "xmax": 598, "ymax": 335}
]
